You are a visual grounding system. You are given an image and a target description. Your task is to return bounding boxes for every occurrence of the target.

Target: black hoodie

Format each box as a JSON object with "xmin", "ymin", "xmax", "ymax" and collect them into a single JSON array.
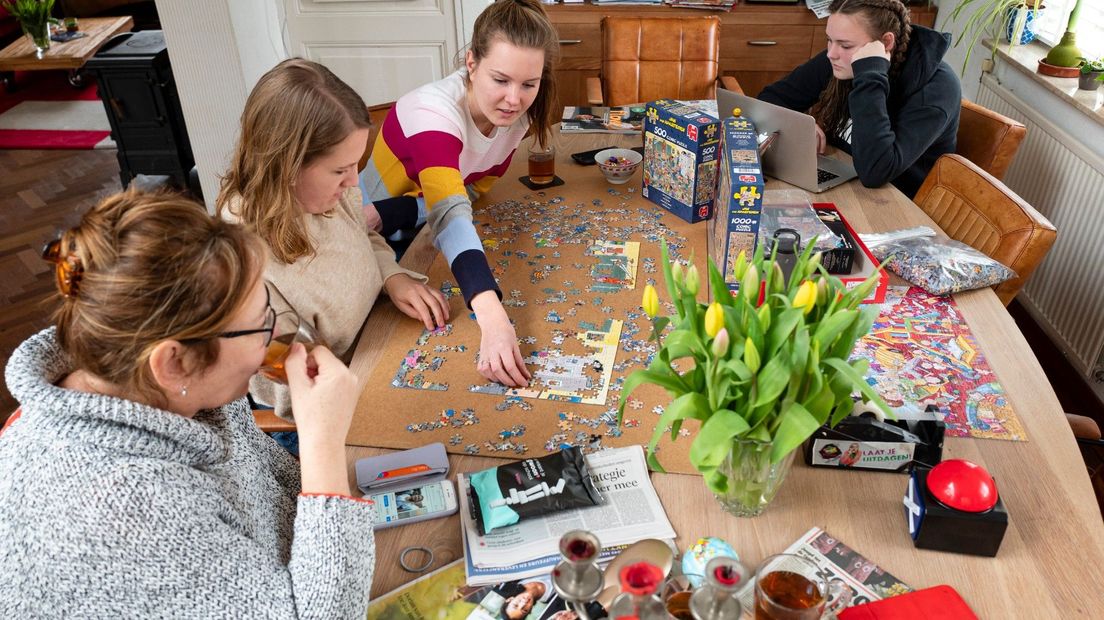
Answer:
[{"xmin": 759, "ymin": 25, "xmax": 961, "ymax": 198}]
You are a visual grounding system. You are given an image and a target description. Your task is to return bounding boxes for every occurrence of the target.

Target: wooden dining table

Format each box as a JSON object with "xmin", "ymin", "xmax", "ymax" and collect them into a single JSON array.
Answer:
[{"xmin": 345, "ymin": 129, "xmax": 1104, "ymax": 617}]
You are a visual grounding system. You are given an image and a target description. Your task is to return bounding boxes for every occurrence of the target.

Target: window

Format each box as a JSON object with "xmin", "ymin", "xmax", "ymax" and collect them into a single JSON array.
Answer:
[{"xmin": 1034, "ymin": 0, "xmax": 1104, "ymax": 59}]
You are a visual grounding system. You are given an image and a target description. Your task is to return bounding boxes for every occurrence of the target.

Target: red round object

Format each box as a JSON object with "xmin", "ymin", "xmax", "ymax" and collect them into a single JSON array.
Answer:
[{"xmin": 926, "ymin": 459, "xmax": 998, "ymax": 513}]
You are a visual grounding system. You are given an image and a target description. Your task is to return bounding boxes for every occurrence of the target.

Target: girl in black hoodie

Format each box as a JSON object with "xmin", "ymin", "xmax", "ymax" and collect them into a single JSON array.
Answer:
[{"xmin": 759, "ymin": 0, "xmax": 960, "ymax": 198}]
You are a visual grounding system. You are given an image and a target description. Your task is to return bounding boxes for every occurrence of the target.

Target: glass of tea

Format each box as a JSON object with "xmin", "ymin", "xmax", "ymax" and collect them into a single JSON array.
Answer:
[
  {"xmin": 259, "ymin": 311, "xmax": 322, "ymax": 384},
  {"xmin": 753, "ymin": 554, "xmax": 828, "ymax": 620},
  {"xmin": 527, "ymin": 141, "xmax": 556, "ymax": 185}
]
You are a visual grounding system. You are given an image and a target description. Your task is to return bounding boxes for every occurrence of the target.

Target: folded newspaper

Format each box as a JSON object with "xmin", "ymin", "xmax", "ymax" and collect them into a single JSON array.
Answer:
[
  {"xmin": 459, "ymin": 445, "xmax": 676, "ymax": 586},
  {"xmin": 736, "ymin": 527, "xmax": 913, "ymax": 618}
]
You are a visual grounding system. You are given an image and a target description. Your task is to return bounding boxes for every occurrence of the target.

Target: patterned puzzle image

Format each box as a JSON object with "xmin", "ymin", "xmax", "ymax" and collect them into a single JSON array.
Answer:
[
  {"xmin": 694, "ymin": 160, "xmax": 719, "ymax": 205},
  {"xmin": 852, "ymin": 286, "xmax": 1027, "ymax": 441},
  {"xmin": 643, "ymin": 132, "xmax": 695, "ymax": 205},
  {"xmin": 587, "ymin": 240, "xmax": 640, "ymax": 293},
  {"xmin": 471, "ymin": 319, "xmax": 623, "ymax": 405}
]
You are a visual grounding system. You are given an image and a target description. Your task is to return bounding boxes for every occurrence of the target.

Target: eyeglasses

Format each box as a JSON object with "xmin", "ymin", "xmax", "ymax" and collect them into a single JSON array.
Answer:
[
  {"xmin": 181, "ymin": 287, "xmax": 277, "ymax": 347},
  {"xmin": 41, "ymin": 238, "xmax": 82, "ymax": 298}
]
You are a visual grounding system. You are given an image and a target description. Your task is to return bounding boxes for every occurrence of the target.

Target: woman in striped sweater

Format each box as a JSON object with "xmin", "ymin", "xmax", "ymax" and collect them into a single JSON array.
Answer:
[{"xmin": 360, "ymin": 0, "xmax": 560, "ymax": 387}]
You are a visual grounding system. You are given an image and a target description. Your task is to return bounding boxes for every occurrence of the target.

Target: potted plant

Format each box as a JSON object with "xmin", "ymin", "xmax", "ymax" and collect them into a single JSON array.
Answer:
[
  {"xmin": 1, "ymin": 0, "xmax": 57, "ymax": 59},
  {"xmin": 945, "ymin": 0, "xmax": 1044, "ymax": 73},
  {"xmin": 618, "ymin": 240, "xmax": 891, "ymax": 517},
  {"xmin": 1078, "ymin": 57, "xmax": 1104, "ymax": 91}
]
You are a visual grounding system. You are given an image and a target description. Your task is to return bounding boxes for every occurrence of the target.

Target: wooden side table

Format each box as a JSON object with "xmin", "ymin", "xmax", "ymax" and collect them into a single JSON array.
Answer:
[{"xmin": 0, "ymin": 16, "xmax": 133, "ymax": 91}]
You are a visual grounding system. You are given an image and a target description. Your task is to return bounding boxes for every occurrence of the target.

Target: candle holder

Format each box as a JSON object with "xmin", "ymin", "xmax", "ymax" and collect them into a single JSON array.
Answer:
[
  {"xmin": 689, "ymin": 557, "xmax": 747, "ymax": 620},
  {"xmin": 552, "ymin": 530, "xmax": 604, "ymax": 604}
]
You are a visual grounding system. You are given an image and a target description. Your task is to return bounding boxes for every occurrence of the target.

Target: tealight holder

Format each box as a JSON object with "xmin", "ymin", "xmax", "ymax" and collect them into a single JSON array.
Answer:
[{"xmin": 552, "ymin": 530, "xmax": 605, "ymax": 604}]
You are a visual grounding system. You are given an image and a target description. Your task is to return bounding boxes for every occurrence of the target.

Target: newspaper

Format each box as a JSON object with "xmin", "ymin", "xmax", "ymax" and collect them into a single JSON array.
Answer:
[
  {"xmin": 736, "ymin": 527, "xmax": 912, "ymax": 617},
  {"xmin": 459, "ymin": 445, "xmax": 676, "ymax": 584}
]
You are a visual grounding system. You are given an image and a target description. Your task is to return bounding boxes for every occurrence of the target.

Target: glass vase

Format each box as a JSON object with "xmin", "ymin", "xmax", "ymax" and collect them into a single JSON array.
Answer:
[
  {"xmin": 713, "ymin": 439, "xmax": 796, "ymax": 517},
  {"xmin": 23, "ymin": 22, "xmax": 51, "ymax": 59}
]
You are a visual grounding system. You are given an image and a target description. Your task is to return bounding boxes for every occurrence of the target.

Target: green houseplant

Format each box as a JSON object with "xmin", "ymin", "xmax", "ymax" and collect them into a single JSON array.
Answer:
[
  {"xmin": 1077, "ymin": 57, "xmax": 1104, "ymax": 90},
  {"xmin": 2, "ymin": 0, "xmax": 58, "ymax": 59},
  {"xmin": 945, "ymin": 0, "xmax": 1044, "ymax": 73},
  {"xmin": 618, "ymin": 240, "xmax": 891, "ymax": 516}
]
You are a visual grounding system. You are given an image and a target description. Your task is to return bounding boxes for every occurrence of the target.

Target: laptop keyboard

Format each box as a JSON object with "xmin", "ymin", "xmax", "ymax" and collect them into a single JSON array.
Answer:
[{"xmin": 817, "ymin": 168, "xmax": 840, "ymax": 185}]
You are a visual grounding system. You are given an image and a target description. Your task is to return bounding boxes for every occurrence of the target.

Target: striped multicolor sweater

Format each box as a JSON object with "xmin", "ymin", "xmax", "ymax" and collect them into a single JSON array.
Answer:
[{"xmin": 360, "ymin": 70, "xmax": 529, "ymax": 306}]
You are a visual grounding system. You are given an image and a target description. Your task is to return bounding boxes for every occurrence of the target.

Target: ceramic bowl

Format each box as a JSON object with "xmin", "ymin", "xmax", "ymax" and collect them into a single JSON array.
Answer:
[{"xmin": 595, "ymin": 148, "xmax": 643, "ymax": 184}]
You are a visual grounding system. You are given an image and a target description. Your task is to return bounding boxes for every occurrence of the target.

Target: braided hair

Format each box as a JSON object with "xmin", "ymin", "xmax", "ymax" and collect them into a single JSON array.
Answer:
[{"xmin": 808, "ymin": 0, "xmax": 912, "ymax": 141}]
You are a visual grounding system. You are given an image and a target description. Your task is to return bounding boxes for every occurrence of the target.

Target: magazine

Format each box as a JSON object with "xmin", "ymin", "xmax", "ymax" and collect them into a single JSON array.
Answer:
[
  {"xmin": 365, "ymin": 559, "xmax": 567, "ymax": 620},
  {"xmin": 736, "ymin": 527, "xmax": 913, "ymax": 617},
  {"xmin": 560, "ymin": 106, "xmax": 647, "ymax": 134},
  {"xmin": 459, "ymin": 445, "xmax": 676, "ymax": 585}
]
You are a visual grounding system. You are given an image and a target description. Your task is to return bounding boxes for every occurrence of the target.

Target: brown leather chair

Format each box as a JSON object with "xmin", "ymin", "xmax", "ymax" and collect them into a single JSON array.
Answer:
[
  {"xmin": 913, "ymin": 154, "xmax": 1056, "ymax": 306},
  {"xmin": 358, "ymin": 101, "xmax": 395, "ymax": 173},
  {"xmin": 955, "ymin": 98, "xmax": 1027, "ymax": 180},
  {"xmin": 586, "ymin": 16, "xmax": 743, "ymax": 106}
]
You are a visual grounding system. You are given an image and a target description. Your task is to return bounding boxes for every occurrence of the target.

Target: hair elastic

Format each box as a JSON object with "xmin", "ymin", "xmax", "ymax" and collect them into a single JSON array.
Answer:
[{"xmin": 399, "ymin": 546, "xmax": 434, "ymax": 573}]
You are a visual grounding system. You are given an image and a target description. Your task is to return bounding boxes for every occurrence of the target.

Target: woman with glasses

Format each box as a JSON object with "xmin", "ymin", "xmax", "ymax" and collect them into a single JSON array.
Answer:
[
  {"xmin": 218, "ymin": 58, "xmax": 449, "ymax": 420},
  {"xmin": 0, "ymin": 190, "xmax": 376, "ymax": 616}
]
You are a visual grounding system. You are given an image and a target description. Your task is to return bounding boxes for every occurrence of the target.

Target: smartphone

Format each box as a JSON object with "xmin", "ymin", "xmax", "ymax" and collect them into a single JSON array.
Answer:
[
  {"xmin": 368, "ymin": 479, "xmax": 458, "ymax": 529},
  {"xmin": 571, "ymin": 145, "xmax": 645, "ymax": 166}
]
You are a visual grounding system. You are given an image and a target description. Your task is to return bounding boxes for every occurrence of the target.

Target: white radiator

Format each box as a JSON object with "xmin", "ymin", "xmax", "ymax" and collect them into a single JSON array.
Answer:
[{"xmin": 976, "ymin": 77, "xmax": 1104, "ymax": 393}]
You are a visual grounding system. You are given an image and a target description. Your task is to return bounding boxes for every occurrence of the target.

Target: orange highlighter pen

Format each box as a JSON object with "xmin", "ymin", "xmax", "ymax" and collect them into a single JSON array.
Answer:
[{"xmin": 375, "ymin": 463, "xmax": 431, "ymax": 480}]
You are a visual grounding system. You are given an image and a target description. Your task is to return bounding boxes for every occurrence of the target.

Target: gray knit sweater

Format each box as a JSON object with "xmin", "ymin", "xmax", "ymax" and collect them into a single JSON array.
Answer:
[{"xmin": 0, "ymin": 328, "xmax": 377, "ymax": 618}]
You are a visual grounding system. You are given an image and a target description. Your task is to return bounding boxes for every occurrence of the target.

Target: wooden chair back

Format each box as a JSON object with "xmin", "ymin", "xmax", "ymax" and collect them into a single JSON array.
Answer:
[
  {"xmin": 598, "ymin": 16, "xmax": 722, "ymax": 106},
  {"xmin": 956, "ymin": 98, "xmax": 1027, "ymax": 180},
  {"xmin": 913, "ymin": 154, "xmax": 1056, "ymax": 305}
]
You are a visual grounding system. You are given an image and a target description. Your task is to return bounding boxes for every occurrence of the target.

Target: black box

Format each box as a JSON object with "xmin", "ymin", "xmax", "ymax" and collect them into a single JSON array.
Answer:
[
  {"xmin": 804, "ymin": 409, "xmax": 945, "ymax": 473},
  {"xmin": 814, "ymin": 206, "xmax": 858, "ymax": 274},
  {"xmin": 904, "ymin": 467, "xmax": 1008, "ymax": 557}
]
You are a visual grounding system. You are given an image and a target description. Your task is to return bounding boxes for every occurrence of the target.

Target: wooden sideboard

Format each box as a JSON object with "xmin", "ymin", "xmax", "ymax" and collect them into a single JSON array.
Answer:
[{"xmin": 546, "ymin": 2, "xmax": 938, "ymax": 105}]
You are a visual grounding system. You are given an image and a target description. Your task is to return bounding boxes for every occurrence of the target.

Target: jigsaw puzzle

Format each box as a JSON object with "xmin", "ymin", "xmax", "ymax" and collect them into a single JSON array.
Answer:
[{"xmin": 852, "ymin": 286, "xmax": 1027, "ymax": 441}]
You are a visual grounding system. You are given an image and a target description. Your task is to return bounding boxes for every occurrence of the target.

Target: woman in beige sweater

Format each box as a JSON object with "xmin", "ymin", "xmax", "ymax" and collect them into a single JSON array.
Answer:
[{"xmin": 218, "ymin": 59, "xmax": 449, "ymax": 420}]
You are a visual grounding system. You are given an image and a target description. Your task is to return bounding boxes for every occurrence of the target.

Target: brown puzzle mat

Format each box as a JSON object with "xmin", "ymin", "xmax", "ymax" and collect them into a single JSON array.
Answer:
[{"xmin": 349, "ymin": 177, "xmax": 709, "ymax": 475}]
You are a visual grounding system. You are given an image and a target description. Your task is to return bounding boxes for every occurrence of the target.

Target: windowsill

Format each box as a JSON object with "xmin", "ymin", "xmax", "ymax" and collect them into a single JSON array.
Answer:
[{"xmin": 991, "ymin": 41, "xmax": 1104, "ymax": 128}]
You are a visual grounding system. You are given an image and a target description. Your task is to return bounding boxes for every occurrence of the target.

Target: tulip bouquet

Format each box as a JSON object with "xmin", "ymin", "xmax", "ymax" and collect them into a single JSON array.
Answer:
[{"xmin": 619, "ymin": 239, "xmax": 891, "ymax": 514}]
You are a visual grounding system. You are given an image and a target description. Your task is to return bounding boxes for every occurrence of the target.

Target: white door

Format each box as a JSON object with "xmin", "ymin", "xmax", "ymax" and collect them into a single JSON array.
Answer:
[{"xmin": 283, "ymin": 0, "xmax": 492, "ymax": 106}]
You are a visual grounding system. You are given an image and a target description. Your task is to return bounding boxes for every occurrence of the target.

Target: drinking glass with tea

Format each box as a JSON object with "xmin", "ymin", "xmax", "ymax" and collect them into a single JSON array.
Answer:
[
  {"xmin": 753, "ymin": 554, "xmax": 828, "ymax": 620},
  {"xmin": 259, "ymin": 311, "xmax": 323, "ymax": 384},
  {"xmin": 527, "ymin": 142, "xmax": 556, "ymax": 185}
]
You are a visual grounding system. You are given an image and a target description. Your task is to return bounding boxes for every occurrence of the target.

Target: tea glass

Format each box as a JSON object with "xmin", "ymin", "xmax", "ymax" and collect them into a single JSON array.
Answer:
[
  {"xmin": 661, "ymin": 575, "xmax": 694, "ymax": 620},
  {"xmin": 753, "ymin": 554, "xmax": 828, "ymax": 620},
  {"xmin": 527, "ymin": 142, "xmax": 556, "ymax": 185},
  {"xmin": 259, "ymin": 311, "xmax": 322, "ymax": 384}
]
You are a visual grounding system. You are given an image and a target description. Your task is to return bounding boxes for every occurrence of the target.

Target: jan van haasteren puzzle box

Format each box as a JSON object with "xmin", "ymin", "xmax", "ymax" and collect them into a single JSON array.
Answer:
[
  {"xmin": 710, "ymin": 114, "xmax": 765, "ymax": 291},
  {"xmin": 642, "ymin": 100, "xmax": 721, "ymax": 223}
]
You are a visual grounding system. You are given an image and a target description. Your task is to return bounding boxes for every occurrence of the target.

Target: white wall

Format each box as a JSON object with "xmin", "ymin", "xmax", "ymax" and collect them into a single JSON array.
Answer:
[
  {"xmin": 155, "ymin": 0, "xmax": 287, "ymax": 211},
  {"xmin": 934, "ymin": 0, "xmax": 989, "ymax": 101}
]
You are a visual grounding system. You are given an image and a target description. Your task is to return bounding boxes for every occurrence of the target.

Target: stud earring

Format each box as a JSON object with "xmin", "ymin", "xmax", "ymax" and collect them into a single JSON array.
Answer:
[{"xmin": 180, "ymin": 386, "xmax": 188, "ymax": 397}]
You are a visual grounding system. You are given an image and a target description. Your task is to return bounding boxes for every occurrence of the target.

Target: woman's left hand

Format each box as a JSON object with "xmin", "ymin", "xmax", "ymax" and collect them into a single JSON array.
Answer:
[
  {"xmin": 384, "ymin": 274, "xmax": 450, "ymax": 329},
  {"xmin": 851, "ymin": 40, "xmax": 890, "ymax": 65}
]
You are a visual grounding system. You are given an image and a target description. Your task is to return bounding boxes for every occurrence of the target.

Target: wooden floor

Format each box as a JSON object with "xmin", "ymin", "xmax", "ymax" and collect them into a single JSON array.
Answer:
[
  {"xmin": 0, "ymin": 149, "xmax": 1101, "ymax": 516},
  {"xmin": 0, "ymin": 148, "xmax": 122, "ymax": 414}
]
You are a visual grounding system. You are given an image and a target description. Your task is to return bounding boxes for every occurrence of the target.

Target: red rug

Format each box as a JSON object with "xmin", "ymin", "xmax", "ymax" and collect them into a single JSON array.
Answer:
[{"xmin": 0, "ymin": 70, "xmax": 113, "ymax": 149}]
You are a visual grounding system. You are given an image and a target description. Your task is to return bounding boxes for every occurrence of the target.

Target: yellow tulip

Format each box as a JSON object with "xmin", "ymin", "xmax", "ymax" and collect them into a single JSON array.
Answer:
[
  {"xmin": 704, "ymin": 302, "xmax": 724, "ymax": 337},
  {"xmin": 685, "ymin": 264, "xmax": 700, "ymax": 296},
  {"xmin": 732, "ymin": 250, "xmax": 748, "ymax": 281},
  {"xmin": 741, "ymin": 264, "xmax": 759, "ymax": 303},
  {"xmin": 793, "ymin": 280, "xmax": 817, "ymax": 314},
  {"xmin": 642, "ymin": 284, "xmax": 659, "ymax": 318},
  {"xmin": 712, "ymin": 327, "xmax": 730, "ymax": 357},
  {"xmin": 744, "ymin": 337, "xmax": 761, "ymax": 373},
  {"xmin": 671, "ymin": 263, "xmax": 684, "ymax": 288}
]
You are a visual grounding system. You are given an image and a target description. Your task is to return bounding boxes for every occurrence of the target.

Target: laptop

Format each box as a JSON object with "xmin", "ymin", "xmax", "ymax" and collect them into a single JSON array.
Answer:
[{"xmin": 717, "ymin": 89, "xmax": 858, "ymax": 193}]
